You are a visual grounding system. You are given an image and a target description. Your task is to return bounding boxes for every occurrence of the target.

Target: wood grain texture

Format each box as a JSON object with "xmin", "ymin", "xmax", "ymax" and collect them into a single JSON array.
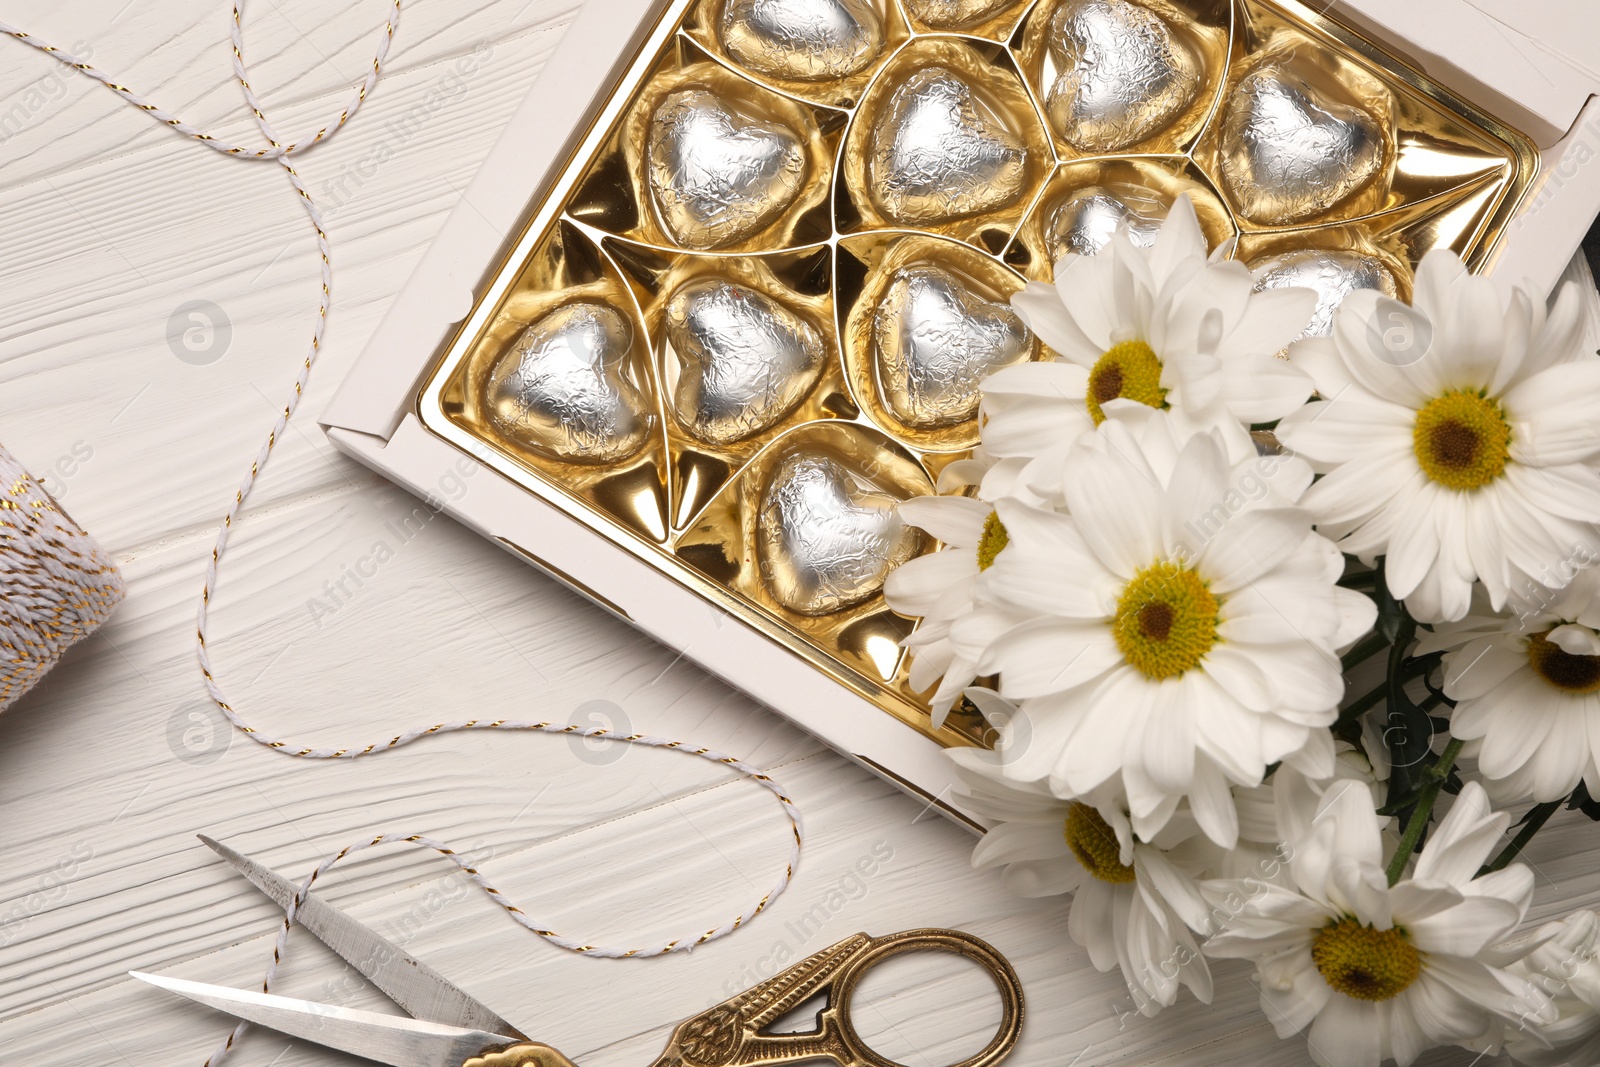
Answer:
[{"xmin": 0, "ymin": 2, "xmax": 1591, "ymax": 1065}]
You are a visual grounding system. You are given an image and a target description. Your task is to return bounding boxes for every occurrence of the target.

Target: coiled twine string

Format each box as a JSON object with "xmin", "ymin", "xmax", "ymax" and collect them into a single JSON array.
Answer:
[{"xmin": 0, "ymin": 4, "xmax": 805, "ymax": 1063}]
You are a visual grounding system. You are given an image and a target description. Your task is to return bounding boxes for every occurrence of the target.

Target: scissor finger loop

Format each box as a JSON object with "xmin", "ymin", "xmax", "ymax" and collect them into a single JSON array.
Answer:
[
  {"xmin": 649, "ymin": 929, "xmax": 1025, "ymax": 1067},
  {"xmin": 832, "ymin": 930, "xmax": 1025, "ymax": 1067}
]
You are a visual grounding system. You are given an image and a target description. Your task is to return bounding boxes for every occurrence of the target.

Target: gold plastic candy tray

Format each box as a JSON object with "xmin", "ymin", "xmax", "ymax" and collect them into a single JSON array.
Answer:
[{"xmin": 416, "ymin": 0, "xmax": 1537, "ymax": 750}]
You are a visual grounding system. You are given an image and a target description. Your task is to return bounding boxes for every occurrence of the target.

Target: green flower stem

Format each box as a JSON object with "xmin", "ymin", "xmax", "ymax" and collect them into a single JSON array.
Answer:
[
  {"xmin": 1386, "ymin": 614, "xmax": 1418, "ymax": 714},
  {"xmin": 1385, "ymin": 737, "xmax": 1466, "ymax": 886},
  {"xmin": 1341, "ymin": 630, "xmax": 1390, "ymax": 673},
  {"xmin": 1336, "ymin": 681, "xmax": 1386, "ymax": 724},
  {"xmin": 1480, "ymin": 799, "xmax": 1563, "ymax": 876},
  {"xmin": 1339, "ymin": 571, "xmax": 1379, "ymax": 590}
]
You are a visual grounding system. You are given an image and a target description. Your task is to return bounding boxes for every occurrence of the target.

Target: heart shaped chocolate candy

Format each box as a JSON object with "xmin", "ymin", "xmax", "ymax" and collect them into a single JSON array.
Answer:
[
  {"xmin": 873, "ymin": 265, "xmax": 1035, "ymax": 428},
  {"xmin": 486, "ymin": 302, "xmax": 653, "ymax": 464},
  {"xmin": 648, "ymin": 88, "xmax": 808, "ymax": 249},
  {"xmin": 720, "ymin": 0, "xmax": 884, "ymax": 82},
  {"xmin": 1044, "ymin": 183, "xmax": 1167, "ymax": 261},
  {"xmin": 1043, "ymin": 0, "xmax": 1203, "ymax": 153},
  {"xmin": 867, "ymin": 67, "xmax": 1028, "ymax": 225},
  {"xmin": 902, "ymin": 0, "xmax": 1018, "ymax": 29},
  {"xmin": 1251, "ymin": 248, "xmax": 1398, "ymax": 341},
  {"xmin": 1220, "ymin": 66, "xmax": 1385, "ymax": 225},
  {"xmin": 665, "ymin": 278, "xmax": 826, "ymax": 445},
  {"xmin": 758, "ymin": 450, "xmax": 925, "ymax": 615}
]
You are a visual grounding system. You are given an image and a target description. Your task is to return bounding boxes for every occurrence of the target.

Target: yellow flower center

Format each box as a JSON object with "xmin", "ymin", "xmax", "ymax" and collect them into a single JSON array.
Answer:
[
  {"xmin": 1412, "ymin": 390, "xmax": 1511, "ymax": 491},
  {"xmin": 1311, "ymin": 919, "xmax": 1422, "ymax": 1001},
  {"xmin": 976, "ymin": 511, "xmax": 1009, "ymax": 571},
  {"xmin": 1527, "ymin": 630, "xmax": 1600, "ymax": 693},
  {"xmin": 1064, "ymin": 803, "xmax": 1135, "ymax": 884},
  {"xmin": 1086, "ymin": 340, "xmax": 1167, "ymax": 425},
  {"xmin": 1112, "ymin": 561, "xmax": 1220, "ymax": 680}
]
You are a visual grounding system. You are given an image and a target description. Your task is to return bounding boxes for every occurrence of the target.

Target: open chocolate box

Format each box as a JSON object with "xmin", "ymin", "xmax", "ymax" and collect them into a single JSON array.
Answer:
[{"xmin": 323, "ymin": 0, "xmax": 1600, "ymax": 827}]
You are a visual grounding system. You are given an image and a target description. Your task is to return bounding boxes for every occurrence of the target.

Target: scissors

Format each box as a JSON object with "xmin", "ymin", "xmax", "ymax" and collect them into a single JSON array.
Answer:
[{"xmin": 132, "ymin": 835, "xmax": 1025, "ymax": 1067}]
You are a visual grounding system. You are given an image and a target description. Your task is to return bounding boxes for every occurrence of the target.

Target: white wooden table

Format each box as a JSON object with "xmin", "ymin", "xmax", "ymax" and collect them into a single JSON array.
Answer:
[{"xmin": 1, "ymin": 3, "xmax": 1593, "ymax": 1064}]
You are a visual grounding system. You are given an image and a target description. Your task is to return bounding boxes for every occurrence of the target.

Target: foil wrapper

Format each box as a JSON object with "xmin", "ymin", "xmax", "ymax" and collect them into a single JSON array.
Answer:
[
  {"xmin": 485, "ymin": 302, "xmax": 653, "ymax": 464},
  {"xmin": 758, "ymin": 451, "xmax": 924, "ymax": 615},
  {"xmin": 719, "ymin": 0, "xmax": 884, "ymax": 82},
  {"xmin": 1251, "ymin": 248, "xmax": 1398, "ymax": 341},
  {"xmin": 647, "ymin": 88, "xmax": 808, "ymax": 249},
  {"xmin": 1044, "ymin": 183, "xmax": 1167, "ymax": 260},
  {"xmin": 867, "ymin": 67, "xmax": 1028, "ymax": 225},
  {"xmin": 665, "ymin": 278, "xmax": 827, "ymax": 445},
  {"xmin": 874, "ymin": 265, "xmax": 1035, "ymax": 428},
  {"xmin": 902, "ymin": 0, "xmax": 1018, "ymax": 29},
  {"xmin": 1043, "ymin": 0, "xmax": 1202, "ymax": 153},
  {"xmin": 1221, "ymin": 65, "xmax": 1384, "ymax": 225}
]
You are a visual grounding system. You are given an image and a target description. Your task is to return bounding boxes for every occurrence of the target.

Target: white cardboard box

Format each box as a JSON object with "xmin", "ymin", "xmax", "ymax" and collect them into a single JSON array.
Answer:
[{"xmin": 321, "ymin": 0, "xmax": 1600, "ymax": 829}]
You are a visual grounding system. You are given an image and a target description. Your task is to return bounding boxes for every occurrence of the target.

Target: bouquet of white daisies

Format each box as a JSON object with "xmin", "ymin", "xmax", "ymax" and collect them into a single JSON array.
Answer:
[{"xmin": 885, "ymin": 195, "xmax": 1600, "ymax": 1067}]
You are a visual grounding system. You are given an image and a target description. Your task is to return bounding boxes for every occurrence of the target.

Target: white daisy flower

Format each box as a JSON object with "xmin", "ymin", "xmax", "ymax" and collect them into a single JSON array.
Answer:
[
  {"xmin": 1416, "ymin": 572, "xmax": 1600, "ymax": 803},
  {"xmin": 885, "ymin": 457, "xmax": 1036, "ymax": 727},
  {"xmin": 991, "ymin": 194, "xmax": 1317, "ymax": 501},
  {"xmin": 1221, "ymin": 745, "xmax": 1387, "ymax": 883},
  {"xmin": 1504, "ymin": 910, "xmax": 1600, "ymax": 1066},
  {"xmin": 975, "ymin": 411, "xmax": 1374, "ymax": 846},
  {"xmin": 1275, "ymin": 249, "xmax": 1600, "ymax": 623},
  {"xmin": 1203, "ymin": 779, "xmax": 1554, "ymax": 1067},
  {"xmin": 949, "ymin": 736, "xmax": 1216, "ymax": 1016},
  {"xmin": 886, "ymin": 504, "xmax": 1012, "ymax": 727}
]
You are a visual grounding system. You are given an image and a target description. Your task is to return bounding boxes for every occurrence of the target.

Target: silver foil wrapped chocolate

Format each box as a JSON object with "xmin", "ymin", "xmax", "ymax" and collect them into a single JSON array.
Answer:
[
  {"xmin": 873, "ymin": 265, "xmax": 1035, "ymax": 428},
  {"xmin": 1043, "ymin": 0, "xmax": 1202, "ymax": 152},
  {"xmin": 1044, "ymin": 183, "xmax": 1167, "ymax": 260},
  {"xmin": 664, "ymin": 278, "xmax": 827, "ymax": 445},
  {"xmin": 485, "ymin": 302, "xmax": 653, "ymax": 464},
  {"xmin": 867, "ymin": 67, "xmax": 1028, "ymax": 225},
  {"xmin": 719, "ymin": 0, "xmax": 884, "ymax": 82},
  {"xmin": 1251, "ymin": 248, "xmax": 1398, "ymax": 341},
  {"xmin": 1220, "ymin": 66, "xmax": 1385, "ymax": 225},
  {"xmin": 647, "ymin": 88, "xmax": 808, "ymax": 249},
  {"xmin": 902, "ymin": 0, "xmax": 1017, "ymax": 29},
  {"xmin": 758, "ymin": 451, "xmax": 924, "ymax": 615}
]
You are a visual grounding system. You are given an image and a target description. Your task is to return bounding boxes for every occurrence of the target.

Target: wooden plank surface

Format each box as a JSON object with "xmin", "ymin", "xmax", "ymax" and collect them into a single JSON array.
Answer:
[{"xmin": 0, "ymin": 2, "xmax": 1590, "ymax": 1065}]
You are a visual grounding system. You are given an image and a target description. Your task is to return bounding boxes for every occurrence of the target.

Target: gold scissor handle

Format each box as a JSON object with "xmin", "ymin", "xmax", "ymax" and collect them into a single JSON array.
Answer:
[
  {"xmin": 650, "ymin": 930, "xmax": 1024, "ymax": 1067},
  {"xmin": 464, "ymin": 1042, "xmax": 582, "ymax": 1067}
]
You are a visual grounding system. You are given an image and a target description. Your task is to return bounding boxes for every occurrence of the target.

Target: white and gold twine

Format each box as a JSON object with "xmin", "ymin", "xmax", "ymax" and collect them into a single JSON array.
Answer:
[{"xmin": 0, "ymin": 4, "xmax": 804, "ymax": 1061}]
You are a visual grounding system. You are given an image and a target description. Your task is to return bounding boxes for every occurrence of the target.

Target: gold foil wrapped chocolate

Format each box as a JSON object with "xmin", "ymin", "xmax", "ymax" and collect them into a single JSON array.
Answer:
[
  {"xmin": 758, "ymin": 451, "xmax": 924, "ymax": 615},
  {"xmin": 1251, "ymin": 248, "xmax": 1399, "ymax": 341},
  {"xmin": 664, "ymin": 278, "xmax": 827, "ymax": 444},
  {"xmin": 1042, "ymin": 0, "xmax": 1203, "ymax": 153},
  {"xmin": 647, "ymin": 88, "xmax": 808, "ymax": 249},
  {"xmin": 866, "ymin": 67, "xmax": 1028, "ymax": 225},
  {"xmin": 1220, "ymin": 64, "xmax": 1386, "ymax": 225},
  {"xmin": 484, "ymin": 302, "xmax": 654, "ymax": 464},
  {"xmin": 874, "ymin": 265, "xmax": 1035, "ymax": 428},
  {"xmin": 718, "ymin": 0, "xmax": 884, "ymax": 82}
]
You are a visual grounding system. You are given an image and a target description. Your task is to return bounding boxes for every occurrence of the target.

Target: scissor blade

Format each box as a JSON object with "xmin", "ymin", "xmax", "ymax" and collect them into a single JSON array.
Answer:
[
  {"xmin": 199, "ymin": 834, "xmax": 525, "ymax": 1040},
  {"xmin": 132, "ymin": 971, "xmax": 517, "ymax": 1067}
]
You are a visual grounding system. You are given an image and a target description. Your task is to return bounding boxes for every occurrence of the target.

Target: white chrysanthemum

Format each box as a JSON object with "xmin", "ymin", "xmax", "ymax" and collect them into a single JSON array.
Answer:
[
  {"xmin": 1504, "ymin": 910, "xmax": 1600, "ymax": 1067},
  {"xmin": 949, "ymin": 735, "xmax": 1216, "ymax": 1016},
  {"xmin": 1203, "ymin": 780, "xmax": 1553, "ymax": 1067},
  {"xmin": 885, "ymin": 482, "xmax": 1023, "ymax": 726},
  {"xmin": 1221, "ymin": 745, "xmax": 1387, "ymax": 883},
  {"xmin": 973, "ymin": 411, "xmax": 1374, "ymax": 846},
  {"xmin": 1416, "ymin": 572, "xmax": 1600, "ymax": 803},
  {"xmin": 1275, "ymin": 250, "xmax": 1600, "ymax": 623},
  {"xmin": 990, "ymin": 194, "xmax": 1316, "ymax": 501}
]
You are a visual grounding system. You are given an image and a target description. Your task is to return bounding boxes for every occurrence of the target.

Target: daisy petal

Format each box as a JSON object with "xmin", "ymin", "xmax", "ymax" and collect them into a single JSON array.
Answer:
[{"xmin": 1012, "ymin": 282, "xmax": 1101, "ymax": 364}]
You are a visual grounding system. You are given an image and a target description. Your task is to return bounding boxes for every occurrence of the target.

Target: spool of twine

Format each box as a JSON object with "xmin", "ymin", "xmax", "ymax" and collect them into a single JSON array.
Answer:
[{"xmin": 0, "ymin": 441, "xmax": 124, "ymax": 713}]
